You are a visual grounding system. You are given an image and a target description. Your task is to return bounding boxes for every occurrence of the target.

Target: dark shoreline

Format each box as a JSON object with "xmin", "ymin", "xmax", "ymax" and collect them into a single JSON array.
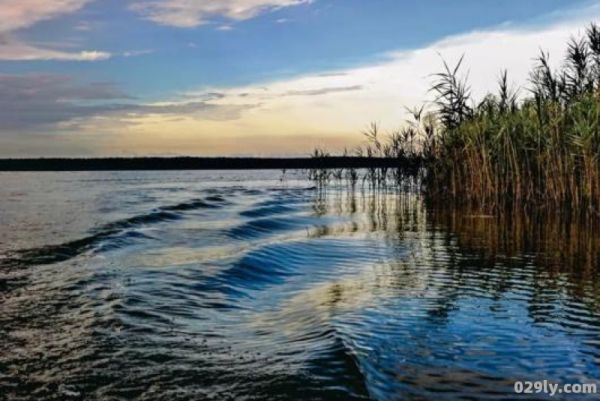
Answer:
[{"xmin": 0, "ymin": 157, "xmax": 423, "ymax": 172}]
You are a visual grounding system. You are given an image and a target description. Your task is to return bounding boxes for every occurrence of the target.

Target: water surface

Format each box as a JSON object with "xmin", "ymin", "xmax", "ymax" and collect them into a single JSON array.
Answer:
[{"xmin": 1, "ymin": 171, "xmax": 600, "ymax": 400}]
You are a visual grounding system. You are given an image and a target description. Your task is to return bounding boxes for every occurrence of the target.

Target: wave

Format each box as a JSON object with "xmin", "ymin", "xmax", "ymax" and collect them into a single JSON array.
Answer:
[
  {"xmin": 198, "ymin": 238, "xmax": 386, "ymax": 304},
  {"xmin": 239, "ymin": 204, "xmax": 301, "ymax": 218},
  {"xmin": 1, "ymin": 196, "xmax": 226, "ymax": 269}
]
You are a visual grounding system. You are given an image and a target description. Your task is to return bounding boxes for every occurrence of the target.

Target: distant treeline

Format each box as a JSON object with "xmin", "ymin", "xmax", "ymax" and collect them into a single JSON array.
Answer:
[{"xmin": 0, "ymin": 157, "xmax": 423, "ymax": 172}]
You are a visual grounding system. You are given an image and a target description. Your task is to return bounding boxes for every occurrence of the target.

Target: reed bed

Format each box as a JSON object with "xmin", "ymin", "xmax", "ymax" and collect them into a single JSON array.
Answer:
[
  {"xmin": 313, "ymin": 23, "xmax": 600, "ymax": 215},
  {"xmin": 428, "ymin": 23, "xmax": 600, "ymax": 214}
]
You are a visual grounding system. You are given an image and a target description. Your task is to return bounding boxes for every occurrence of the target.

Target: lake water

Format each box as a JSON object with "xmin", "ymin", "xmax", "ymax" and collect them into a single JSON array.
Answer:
[{"xmin": 1, "ymin": 170, "xmax": 600, "ymax": 401}]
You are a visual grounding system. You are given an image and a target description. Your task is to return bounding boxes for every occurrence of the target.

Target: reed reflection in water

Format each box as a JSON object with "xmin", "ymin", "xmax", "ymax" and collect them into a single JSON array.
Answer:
[{"xmin": 0, "ymin": 171, "xmax": 599, "ymax": 401}]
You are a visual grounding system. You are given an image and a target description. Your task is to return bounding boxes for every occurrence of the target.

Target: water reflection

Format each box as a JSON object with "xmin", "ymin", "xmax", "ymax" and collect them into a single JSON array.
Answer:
[{"xmin": 1, "ymin": 172, "xmax": 600, "ymax": 401}]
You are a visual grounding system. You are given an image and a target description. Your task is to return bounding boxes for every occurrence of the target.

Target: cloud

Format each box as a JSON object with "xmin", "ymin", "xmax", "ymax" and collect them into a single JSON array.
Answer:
[
  {"xmin": 0, "ymin": 74, "xmax": 129, "ymax": 130},
  {"xmin": 122, "ymin": 49, "xmax": 154, "ymax": 57},
  {"xmin": 128, "ymin": 101, "xmax": 252, "ymax": 120},
  {"xmin": 284, "ymin": 85, "xmax": 363, "ymax": 96},
  {"xmin": 228, "ymin": 13, "xmax": 598, "ymax": 123},
  {"xmin": 74, "ymin": 20, "xmax": 94, "ymax": 31},
  {"xmin": 0, "ymin": 74, "xmax": 252, "ymax": 132},
  {"xmin": 0, "ymin": 36, "xmax": 111, "ymax": 61},
  {"xmin": 130, "ymin": 0, "xmax": 312, "ymax": 28},
  {"xmin": 184, "ymin": 84, "xmax": 362, "ymax": 102},
  {"xmin": 0, "ymin": 0, "xmax": 111, "ymax": 62},
  {"xmin": 0, "ymin": 0, "xmax": 92, "ymax": 32}
]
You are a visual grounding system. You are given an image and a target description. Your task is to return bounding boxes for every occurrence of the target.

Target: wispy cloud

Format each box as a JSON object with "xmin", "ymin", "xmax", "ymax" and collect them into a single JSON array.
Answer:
[
  {"xmin": 73, "ymin": 20, "xmax": 95, "ymax": 31},
  {"xmin": 122, "ymin": 49, "xmax": 154, "ymax": 57},
  {"xmin": 284, "ymin": 85, "xmax": 363, "ymax": 97},
  {"xmin": 0, "ymin": 36, "xmax": 111, "ymax": 61},
  {"xmin": 130, "ymin": 0, "xmax": 312, "ymax": 28}
]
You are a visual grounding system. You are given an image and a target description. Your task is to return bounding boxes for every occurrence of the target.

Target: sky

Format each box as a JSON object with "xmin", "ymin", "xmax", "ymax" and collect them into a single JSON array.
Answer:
[{"xmin": 1, "ymin": 0, "xmax": 600, "ymax": 157}]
